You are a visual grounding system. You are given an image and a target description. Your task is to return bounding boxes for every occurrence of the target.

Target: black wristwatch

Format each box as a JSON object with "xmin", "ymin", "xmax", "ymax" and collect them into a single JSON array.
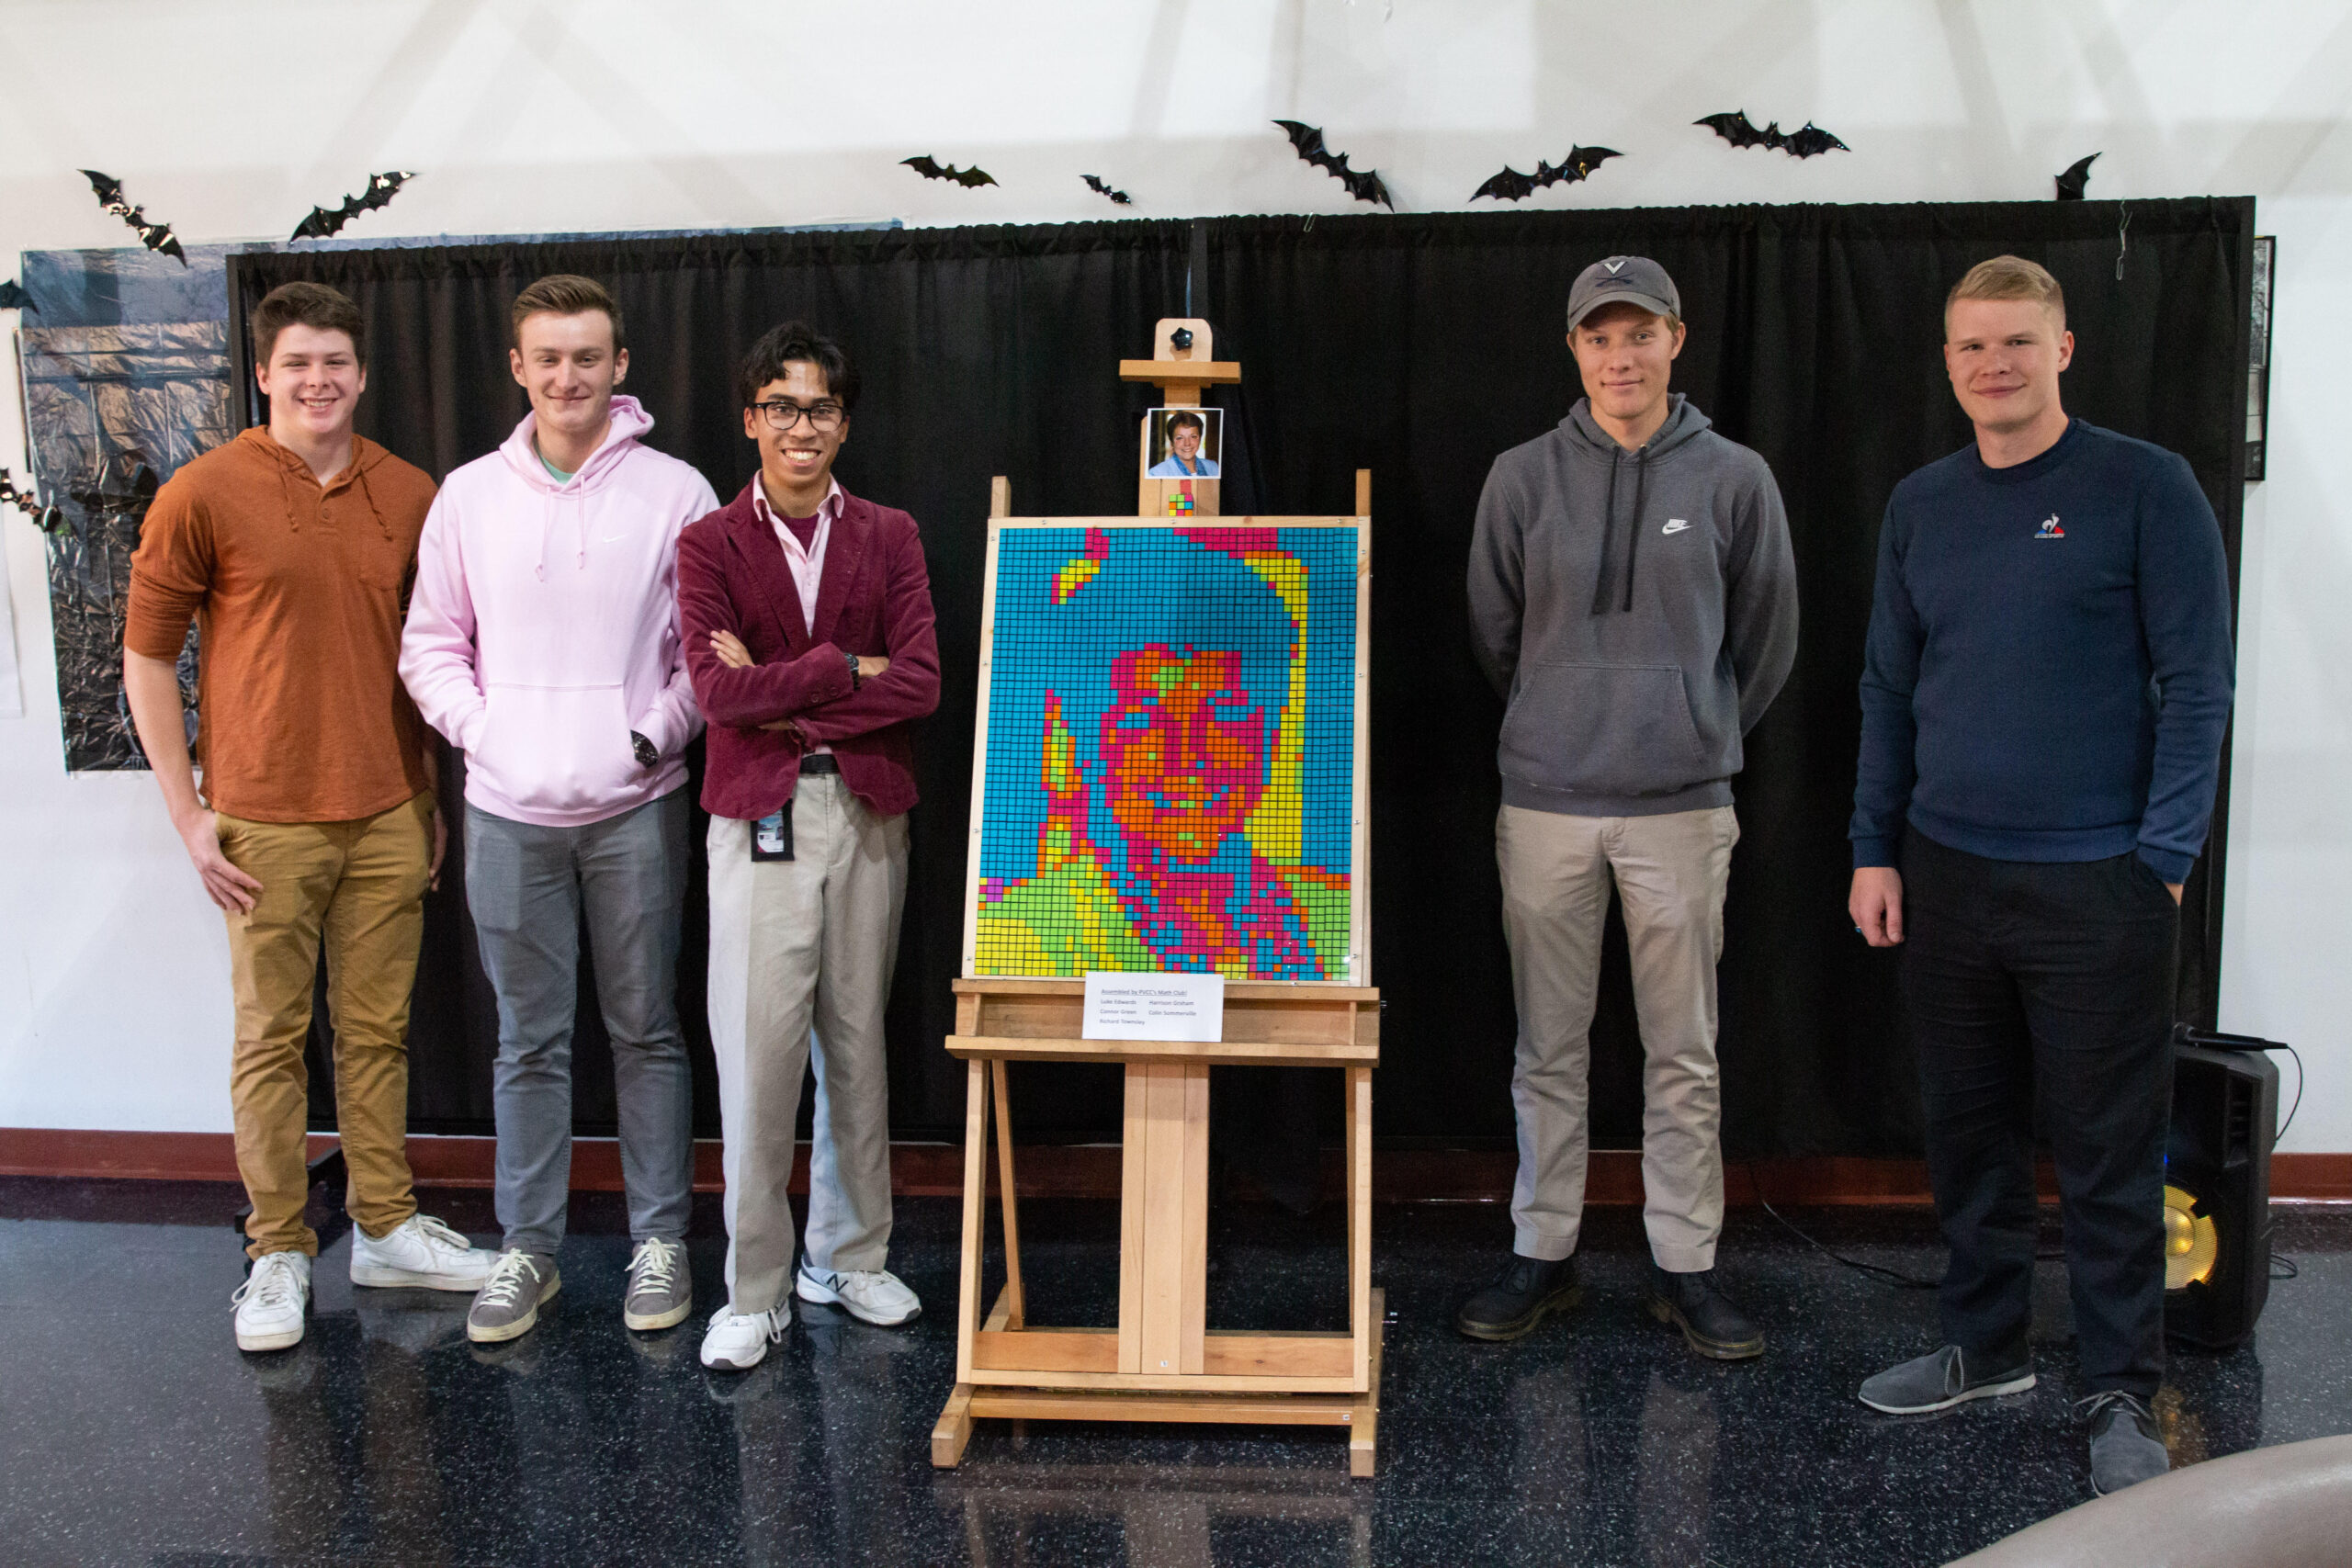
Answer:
[
  {"xmin": 630, "ymin": 730, "xmax": 658, "ymax": 769},
  {"xmin": 844, "ymin": 649, "xmax": 862, "ymax": 691}
]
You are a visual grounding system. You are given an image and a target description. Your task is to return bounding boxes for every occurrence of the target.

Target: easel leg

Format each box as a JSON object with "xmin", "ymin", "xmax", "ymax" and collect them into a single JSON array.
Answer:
[
  {"xmin": 955, "ymin": 1058, "xmax": 987, "ymax": 1386},
  {"xmin": 989, "ymin": 1058, "xmax": 1025, "ymax": 1328},
  {"xmin": 1350, "ymin": 1288, "xmax": 1385, "ymax": 1479},
  {"xmin": 1346, "ymin": 1066, "xmax": 1373, "ymax": 1386},
  {"xmin": 932, "ymin": 1382, "xmax": 976, "ymax": 1468}
]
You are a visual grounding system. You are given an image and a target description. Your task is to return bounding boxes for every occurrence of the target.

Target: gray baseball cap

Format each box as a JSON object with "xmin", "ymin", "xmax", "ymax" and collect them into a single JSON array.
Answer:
[{"xmin": 1566, "ymin": 255, "xmax": 1681, "ymax": 331}]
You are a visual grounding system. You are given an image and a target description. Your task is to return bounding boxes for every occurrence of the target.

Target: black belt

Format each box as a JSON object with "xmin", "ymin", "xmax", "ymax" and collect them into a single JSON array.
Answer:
[{"xmin": 797, "ymin": 753, "xmax": 841, "ymax": 775}]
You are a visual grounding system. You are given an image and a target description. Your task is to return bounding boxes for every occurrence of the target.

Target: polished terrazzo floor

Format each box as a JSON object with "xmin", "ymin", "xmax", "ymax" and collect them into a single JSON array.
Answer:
[{"xmin": 1, "ymin": 1175, "xmax": 2346, "ymax": 1567}]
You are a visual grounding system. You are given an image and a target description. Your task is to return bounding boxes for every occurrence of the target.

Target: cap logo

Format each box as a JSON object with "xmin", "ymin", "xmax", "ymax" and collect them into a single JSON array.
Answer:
[{"xmin": 1604, "ymin": 259, "xmax": 1626, "ymax": 275}]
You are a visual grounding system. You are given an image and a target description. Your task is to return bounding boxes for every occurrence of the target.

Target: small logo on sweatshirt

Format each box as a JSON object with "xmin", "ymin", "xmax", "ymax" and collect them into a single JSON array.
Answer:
[
  {"xmin": 2035, "ymin": 515, "xmax": 2065, "ymax": 539},
  {"xmin": 1661, "ymin": 518, "xmax": 1690, "ymax": 536}
]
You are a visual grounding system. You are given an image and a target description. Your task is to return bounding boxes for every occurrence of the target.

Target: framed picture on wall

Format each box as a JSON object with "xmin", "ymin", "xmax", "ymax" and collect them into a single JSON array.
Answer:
[{"xmin": 2248, "ymin": 235, "xmax": 2274, "ymax": 482}]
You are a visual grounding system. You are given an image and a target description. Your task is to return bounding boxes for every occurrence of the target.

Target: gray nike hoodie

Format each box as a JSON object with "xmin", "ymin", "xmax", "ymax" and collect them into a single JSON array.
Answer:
[{"xmin": 1467, "ymin": 393, "xmax": 1799, "ymax": 816}]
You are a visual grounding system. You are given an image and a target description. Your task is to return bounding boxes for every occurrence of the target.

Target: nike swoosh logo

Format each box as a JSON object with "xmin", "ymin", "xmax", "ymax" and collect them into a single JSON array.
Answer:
[{"xmin": 1661, "ymin": 519, "xmax": 1690, "ymax": 535}]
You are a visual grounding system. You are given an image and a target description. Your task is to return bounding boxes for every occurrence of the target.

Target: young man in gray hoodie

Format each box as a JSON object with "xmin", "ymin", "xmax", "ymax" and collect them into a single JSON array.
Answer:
[{"xmin": 1462, "ymin": 255, "xmax": 1799, "ymax": 1358}]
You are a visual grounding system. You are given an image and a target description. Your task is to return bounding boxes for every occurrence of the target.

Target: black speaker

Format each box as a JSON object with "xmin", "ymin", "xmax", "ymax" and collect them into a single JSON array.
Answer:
[{"xmin": 2163, "ymin": 1030, "xmax": 2281, "ymax": 1350}]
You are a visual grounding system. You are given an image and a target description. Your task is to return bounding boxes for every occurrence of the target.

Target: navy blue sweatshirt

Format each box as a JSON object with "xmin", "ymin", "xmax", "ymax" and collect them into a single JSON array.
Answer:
[{"xmin": 1850, "ymin": 419, "xmax": 2233, "ymax": 885}]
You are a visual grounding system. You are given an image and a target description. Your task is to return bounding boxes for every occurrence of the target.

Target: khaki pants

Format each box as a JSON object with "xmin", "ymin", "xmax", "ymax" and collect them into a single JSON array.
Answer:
[
  {"xmin": 1497, "ymin": 804, "xmax": 1737, "ymax": 1271},
  {"xmin": 217, "ymin": 794, "xmax": 432, "ymax": 1258},
  {"xmin": 707, "ymin": 773, "xmax": 908, "ymax": 1315}
]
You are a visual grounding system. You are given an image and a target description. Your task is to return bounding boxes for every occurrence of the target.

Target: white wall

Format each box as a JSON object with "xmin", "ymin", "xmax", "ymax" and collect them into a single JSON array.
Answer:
[{"xmin": 3, "ymin": 0, "xmax": 2346, "ymax": 1147}]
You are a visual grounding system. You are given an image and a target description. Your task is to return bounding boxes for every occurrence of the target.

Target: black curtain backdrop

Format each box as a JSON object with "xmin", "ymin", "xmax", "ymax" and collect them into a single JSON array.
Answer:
[{"xmin": 229, "ymin": 197, "xmax": 2251, "ymax": 1159}]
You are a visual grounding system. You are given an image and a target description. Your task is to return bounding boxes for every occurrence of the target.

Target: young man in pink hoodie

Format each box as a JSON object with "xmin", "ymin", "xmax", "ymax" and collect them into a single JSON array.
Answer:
[{"xmin": 400, "ymin": 275, "xmax": 718, "ymax": 1344}]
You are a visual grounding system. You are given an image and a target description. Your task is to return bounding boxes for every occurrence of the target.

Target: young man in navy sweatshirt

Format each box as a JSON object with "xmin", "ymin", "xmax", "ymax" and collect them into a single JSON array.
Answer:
[
  {"xmin": 1464, "ymin": 256, "xmax": 1799, "ymax": 1359},
  {"xmin": 1848, "ymin": 256, "xmax": 2233, "ymax": 1496}
]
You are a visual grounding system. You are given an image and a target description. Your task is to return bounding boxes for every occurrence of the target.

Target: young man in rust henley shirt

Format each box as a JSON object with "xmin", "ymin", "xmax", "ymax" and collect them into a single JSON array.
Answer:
[{"xmin": 123, "ymin": 281, "xmax": 493, "ymax": 1355}]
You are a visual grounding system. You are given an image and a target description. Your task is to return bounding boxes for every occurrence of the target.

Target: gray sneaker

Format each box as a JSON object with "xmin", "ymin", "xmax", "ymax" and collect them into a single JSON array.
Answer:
[
  {"xmin": 467, "ymin": 1249, "xmax": 560, "ymax": 1344},
  {"xmin": 1858, "ymin": 1344, "xmax": 2035, "ymax": 1414},
  {"xmin": 2081, "ymin": 1390, "xmax": 2169, "ymax": 1495},
  {"xmin": 625, "ymin": 1237, "xmax": 693, "ymax": 1331}
]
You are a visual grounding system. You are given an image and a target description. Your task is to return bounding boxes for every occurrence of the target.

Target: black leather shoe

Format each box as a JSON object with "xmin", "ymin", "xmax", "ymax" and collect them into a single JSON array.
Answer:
[
  {"xmin": 1454, "ymin": 1254, "xmax": 1581, "ymax": 1341},
  {"xmin": 1645, "ymin": 1264, "xmax": 1764, "ymax": 1359}
]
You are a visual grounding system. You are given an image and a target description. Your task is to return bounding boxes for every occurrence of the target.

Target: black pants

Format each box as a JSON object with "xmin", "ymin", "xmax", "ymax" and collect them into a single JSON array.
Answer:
[{"xmin": 1900, "ymin": 830, "xmax": 2178, "ymax": 1399}]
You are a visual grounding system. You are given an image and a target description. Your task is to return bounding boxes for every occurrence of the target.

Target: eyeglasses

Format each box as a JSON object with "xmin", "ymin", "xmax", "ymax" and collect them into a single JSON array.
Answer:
[{"xmin": 752, "ymin": 399, "xmax": 846, "ymax": 433}]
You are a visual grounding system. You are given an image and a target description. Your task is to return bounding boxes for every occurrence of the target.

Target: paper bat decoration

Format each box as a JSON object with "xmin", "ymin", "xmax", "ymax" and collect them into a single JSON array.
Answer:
[
  {"xmin": 79, "ymin": 170, "xmax": 187, "ymax": 265},
  {"xmin": 2054, "ymin": 152, "xmax": 2101, "ymax": 200},
  {"xmin": 1695, "ymin": 112, "xmax": 1849, "ymax": 160},
  {"xmin": 1272, "ymin": 119, "xmax": 1393, "ymax": 209},
  {"xmin": 1082, "ymin": 175, "xmax": 1132, "ymax": 206},
  {"xmin": 901, "ymin": 156, "xmax": 997, "ymax": 188},
  {"xmin": 290, "ymin": 170, "xmax": 416, "ymax": 242},
  {"xmin": 0, "ymin": 468, "xmax": 65, "ymax": 536},
  {"xmin": 0, "ymin": 280, "xmax": 34, "ymax": 311},
  {"xmin": 1472, "ymin": 146, "xmax": 1622, "ymax": 202}
]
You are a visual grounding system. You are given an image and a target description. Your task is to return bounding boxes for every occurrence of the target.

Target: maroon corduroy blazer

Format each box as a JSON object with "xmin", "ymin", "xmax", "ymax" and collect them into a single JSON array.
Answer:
[{"xmin": 676, "ymin": 480, "xmax": 941, "ymax": 821}]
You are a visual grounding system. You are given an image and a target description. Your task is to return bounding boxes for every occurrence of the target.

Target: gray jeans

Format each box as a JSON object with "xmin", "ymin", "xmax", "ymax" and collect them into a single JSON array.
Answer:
[
  {"xmin": 1498, "ymin": 804, "xmax": 1738, "ymax": 1272},
  {"xmin": 465, "ymin": 790, "xmax": 695, "ymax": 1254}
]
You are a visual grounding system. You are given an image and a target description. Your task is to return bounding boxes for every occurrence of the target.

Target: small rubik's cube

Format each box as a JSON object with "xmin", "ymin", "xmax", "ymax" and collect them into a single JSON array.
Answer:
[{"xmin": 1165, "ymin": 479, "xmax": 1196, "ymax": 516}]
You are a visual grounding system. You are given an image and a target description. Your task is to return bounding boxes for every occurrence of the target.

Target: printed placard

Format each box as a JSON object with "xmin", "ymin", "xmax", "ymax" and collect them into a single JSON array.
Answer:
[{"xmin": 1082, "ymin": 971, "xmax": 1226, "ymax": 1043}]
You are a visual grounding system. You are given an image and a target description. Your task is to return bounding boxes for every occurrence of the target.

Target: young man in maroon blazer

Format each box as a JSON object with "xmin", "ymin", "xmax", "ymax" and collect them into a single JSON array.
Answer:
[{"xmin": 675, "ymin": 321, "xmax": 942, "ymax": 1371}]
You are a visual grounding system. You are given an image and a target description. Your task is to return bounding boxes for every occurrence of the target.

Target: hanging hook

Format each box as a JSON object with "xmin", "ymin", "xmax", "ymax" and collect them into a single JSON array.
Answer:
[{"xmin": 2115, "ymin": 203, "xmax": 2132, "ymax": 281}]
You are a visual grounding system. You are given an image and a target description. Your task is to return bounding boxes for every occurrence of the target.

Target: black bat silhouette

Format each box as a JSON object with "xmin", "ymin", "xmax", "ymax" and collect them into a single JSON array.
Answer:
[
  {"xmin": 1695, "ymin": 112, "xmax": 1849, "ymax": 159},
  {"xmin": 1272, "ymin": 119, "xmax": 1393, "ymax": 209},
  {"xmin": 2054, "ymin": 152, "xmax": 2101, "ymax": 200},
  {"xmin": 0, "ymin": 280, "xmax": 34, "ymax": 311},
  {"xmin": 79, "ymin": 170, "xmax": 187, "ymax": 265},
  {"xmin": 902, "ymin": 156, "xmax": 997, "ymax": 188},
  {"xmin": 1082, "ymin": 175, "xmax": 1132, "ymax": 206},
  {"xmin": 290, "ymin": 170, "xmax": 416, "ymax": 242},
  {"xmin": 0, "ymin": 468, "xmax": 65, "ymax": 536},
  {"xmin": 1473, "ymin": 146, "xmax": 1622, "ymax": 202}
]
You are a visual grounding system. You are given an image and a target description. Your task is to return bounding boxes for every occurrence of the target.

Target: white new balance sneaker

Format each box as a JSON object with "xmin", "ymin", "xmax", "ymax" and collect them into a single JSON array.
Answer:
[
  {"xmin": 233, "ymin": 1250, "xmax": 311, "ymax": 1352},
  {"xmin": 796, "ymin": 1263, "xmax": 922, "ymax": 1326},
  {"xmin": 350, "ymin": 1213, "xmax": 497, "ymax": 1291},
  {"xmin": 699, "ymin": 1303, "xmax": 790, "ymax": 1371}
]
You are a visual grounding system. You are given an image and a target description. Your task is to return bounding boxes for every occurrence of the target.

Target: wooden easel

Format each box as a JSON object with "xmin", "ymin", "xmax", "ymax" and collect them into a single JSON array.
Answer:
[{"xmin": 933, "ymin": 321, "xmax": 1383, "ymax": 1475}]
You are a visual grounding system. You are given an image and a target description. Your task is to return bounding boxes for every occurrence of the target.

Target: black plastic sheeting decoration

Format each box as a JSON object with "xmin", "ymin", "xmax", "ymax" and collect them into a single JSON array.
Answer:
[{"xmin": 17, "ymin": 244, "xmax": 235, "ymax": 770}]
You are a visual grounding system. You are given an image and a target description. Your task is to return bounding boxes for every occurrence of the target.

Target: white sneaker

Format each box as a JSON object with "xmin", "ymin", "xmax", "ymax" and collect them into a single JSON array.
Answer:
[
  {"xmin": 796, "ymin": 1263, "xmax": 922, "ymax": 1326},
  {"xmin": 350, "ymin": 1213, "xmax": 497, "ymax": 1291},
  {"xmin": 699, "ymin": 1303, "xmax": 789, "ymax": 1371},
  {"xmin": 233, "ymin": 1250, "xmax": 311, "ymax": 1352}
]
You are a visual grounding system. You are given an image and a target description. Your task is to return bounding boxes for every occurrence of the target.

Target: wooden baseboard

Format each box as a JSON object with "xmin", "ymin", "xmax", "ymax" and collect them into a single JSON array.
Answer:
[{"xmin": 6, "ymin": 1128, "xmax": 2349, "ymax": 1203}]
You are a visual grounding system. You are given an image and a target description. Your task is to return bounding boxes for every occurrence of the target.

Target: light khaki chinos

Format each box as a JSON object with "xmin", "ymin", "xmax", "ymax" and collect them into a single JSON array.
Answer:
[
  {"xmin": 1497, "ymin": 800, "xmax": 1739, "ymax": 1271},
  {"xmin": 706, "ymin": 772, "xmax": 909, "ymax": 1315}
]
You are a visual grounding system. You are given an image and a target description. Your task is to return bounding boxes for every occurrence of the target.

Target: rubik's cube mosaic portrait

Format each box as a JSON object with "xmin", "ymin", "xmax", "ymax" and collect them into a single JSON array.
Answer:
[{"xmin": 970, "ymin": 523, "xmax": 1364, "ymax": 983}]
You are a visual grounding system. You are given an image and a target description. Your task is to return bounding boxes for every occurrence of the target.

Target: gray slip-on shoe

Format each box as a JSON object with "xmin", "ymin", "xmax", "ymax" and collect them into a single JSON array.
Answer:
[
  {"xmin": 467, "ymin": 1249, "xmax": 560, "ymax": 1344},
  {"xmin": 1858, "ymin": 1344, "xmax": 2035, "ymax": 1414},
  {"xmin": 624, "ymin": 1237, "xmax": 693, "ymax": 1331},
  {"xmin": 2082, "ymin": 1390, "xmax": 2170, "ymax": 1495}
]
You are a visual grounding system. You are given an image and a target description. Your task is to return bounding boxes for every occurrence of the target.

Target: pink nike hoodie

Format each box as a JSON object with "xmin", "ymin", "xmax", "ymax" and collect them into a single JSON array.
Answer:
[{"xmin": 400, "ymin": 396, "xmax": 719, "ymax": 828}]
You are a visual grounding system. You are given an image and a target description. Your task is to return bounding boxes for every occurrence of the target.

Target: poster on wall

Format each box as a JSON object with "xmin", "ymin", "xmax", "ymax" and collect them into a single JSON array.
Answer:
[
  {"xmin": 966, "ymin": 519, "xmax": 1368, "ymax": 985},
  {"xmin": 15, "ymin": 245, "xmax": 234, "ymax": 769}
]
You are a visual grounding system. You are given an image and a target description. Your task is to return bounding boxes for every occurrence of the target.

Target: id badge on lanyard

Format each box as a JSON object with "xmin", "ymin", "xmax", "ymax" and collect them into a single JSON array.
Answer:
[{"xmin": 751, "ymin": 807, "xmax": 793, "ymax": 863}]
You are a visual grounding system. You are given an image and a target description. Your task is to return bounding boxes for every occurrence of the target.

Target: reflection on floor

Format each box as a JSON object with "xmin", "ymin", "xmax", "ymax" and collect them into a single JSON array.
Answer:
[{"xmin": 0, "ymin": 1177, "xmax": 2345, "ymax": 1567}]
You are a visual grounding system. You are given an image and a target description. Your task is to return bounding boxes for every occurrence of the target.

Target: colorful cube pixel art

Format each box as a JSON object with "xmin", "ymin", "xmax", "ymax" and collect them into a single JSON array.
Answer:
[{"xmin": 969, "ymin": 522, "xmax": 1364, "ymax": 983}]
